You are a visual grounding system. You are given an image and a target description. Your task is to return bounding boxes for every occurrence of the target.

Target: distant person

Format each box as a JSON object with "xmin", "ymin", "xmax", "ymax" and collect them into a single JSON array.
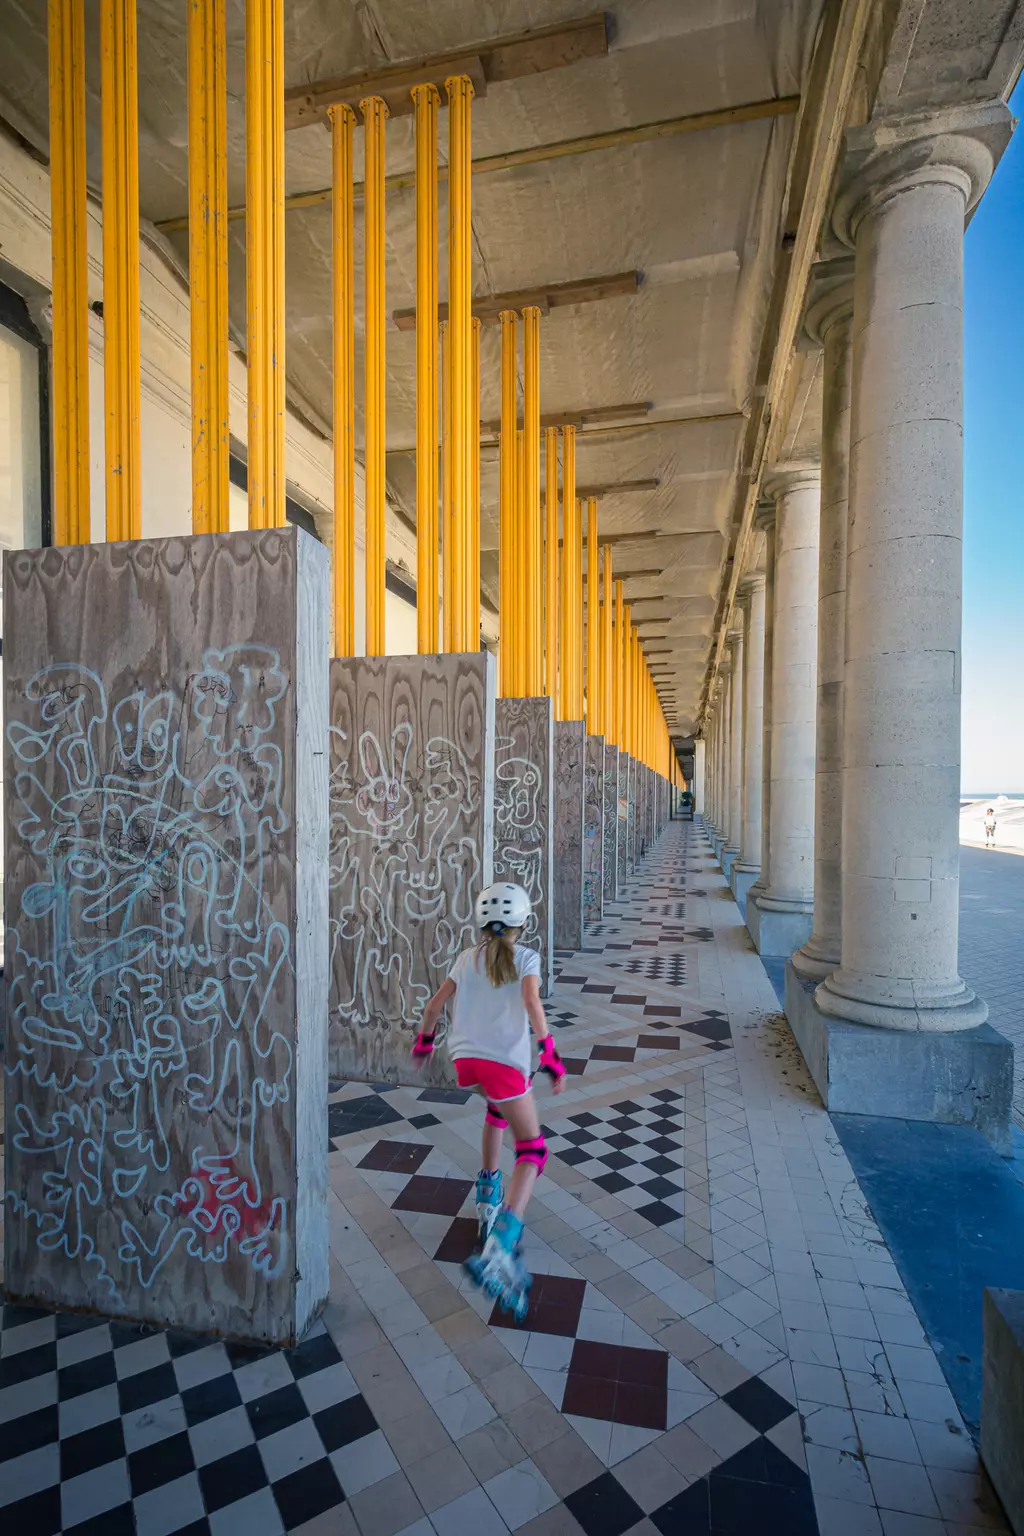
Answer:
[{"xmin": 984, "ymin": 807, "xmax": 997, "ymax": 848}]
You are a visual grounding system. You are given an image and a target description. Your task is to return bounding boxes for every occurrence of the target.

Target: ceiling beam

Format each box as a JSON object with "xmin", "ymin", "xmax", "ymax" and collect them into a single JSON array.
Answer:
[
  {"xmin": 481, "ymin": 401, "xmax": 651, "ymax": 437},
  {"xmin": 618, "ymin": 568, "xmax": 664, "ymax": 581},
  {"xmin": 154, "ymin": 95, "xmax": 799, "ymax": 233},
  {"xmin": 393, "ymin": 270, "xmax": 638, "ymax": 330},
  {"xmin": 577, "ymin": 477, "xmax": 659, "ymax": 499},
  {"xmin": 284, "ymin": 13, "xmax": 608, "ymax": 130}
]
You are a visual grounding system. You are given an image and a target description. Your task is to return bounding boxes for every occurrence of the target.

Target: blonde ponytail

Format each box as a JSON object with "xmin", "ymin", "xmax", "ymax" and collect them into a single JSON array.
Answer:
[{"xmin": 480, "ymin": 925, "xmax": 522, "ymax": 988}]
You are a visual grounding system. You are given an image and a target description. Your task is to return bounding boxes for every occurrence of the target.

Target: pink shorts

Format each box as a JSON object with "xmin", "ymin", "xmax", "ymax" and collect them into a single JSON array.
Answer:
[{"xmin": 454, "ymin": 1057, "xmax": 530, "ymax": 1101}]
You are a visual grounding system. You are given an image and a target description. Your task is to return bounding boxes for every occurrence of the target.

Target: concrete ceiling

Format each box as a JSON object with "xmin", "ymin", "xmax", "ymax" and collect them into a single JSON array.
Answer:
[{"xmin": 0, "ymin": 0, "xmax": 830, "ymax": 734}]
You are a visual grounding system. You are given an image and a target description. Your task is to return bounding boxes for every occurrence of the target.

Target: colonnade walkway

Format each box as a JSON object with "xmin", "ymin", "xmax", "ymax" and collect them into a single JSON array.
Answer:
[{"xmin": 0, "ymin": 823, "xmax": 1008, "ymax": 1536}]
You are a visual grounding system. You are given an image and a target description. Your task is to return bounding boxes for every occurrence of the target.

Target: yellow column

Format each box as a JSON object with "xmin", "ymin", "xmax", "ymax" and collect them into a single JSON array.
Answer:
[
  {"xmin": 101, "ymin": 0, "xmax": 142, "ymax": 542},
  {"xmin": 625, "ymin": 618, "xmax": 633, "ymax": 758},
  {"xmin": 412, "ymin": 83, "xmax": 439, "ymax": 653},
  {"xmin": 329, "ymin": 103, "xmax": 356, "ymax": 654},
  {"xmin": 49, "ymin": 0, "xmax": 90, "ymax": 545},
  {"xmin": 545, "ymin": 426, "xmax": 559, "ymax": 703},
  {"xmin": 446, "ymin": 75, "xmax": 474, "ymax": 651},
  {"xmin": 614, "ymin": 578, "xmax": 625, "ymax": 747},
  {"xmin": 603, "ymin": 546, "xmax": 614, "ymax": 744},
  {"xmin": 362, "ymin": 95, "xmax": 388, "ymax": 655},
  {"xmin": 188, "ymin": 0, "xmax": 229, "ymax": 537},
  {"xmin": 586, "ymin": 497, "xmax": 600, "ymax": 733},
  {"xmin": 441, "ymin": 319, "xmax": 452, "ymax": 651},
  {"xmin": 522, "ymin": 306, "xmax": 542, "ymax": 695},
  {"xmin": 246, "ymin": 0, "xmax": 285, "ymax": 531},
  {"xmin": 470, "ymin": 315, "xmax": 481, "ymax": 647},
  {"xmin": 559, "ymin": 427, "xmax": 579, "ymax": 719},
  {"xmin": 515, "ymin": 429, "xmax": 526, "ymax": 696},
  {"xmin": 498, "ymin": 310, "xmax": 517, "ymax": 695}
]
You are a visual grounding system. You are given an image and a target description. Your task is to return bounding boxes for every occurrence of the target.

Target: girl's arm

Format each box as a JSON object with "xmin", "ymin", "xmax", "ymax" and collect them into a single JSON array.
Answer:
[
  {"xmin": 522, "ymin": 974, "xmax": 549, "ymax": 1040},
  {"xmin": 421, "ymin": 978, "xmax": 455, "ymax": 1036},
  {"xmin": 412, "ymin": 978, "xmax": 455, "ymax": 1062},
  {"xmin": 523, "ymin": 975, "xmax": 566, "ymax": 1093}
]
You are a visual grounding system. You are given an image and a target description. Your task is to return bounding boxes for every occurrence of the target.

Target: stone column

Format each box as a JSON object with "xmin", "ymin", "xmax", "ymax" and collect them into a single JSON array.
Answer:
[
  {"xmin": 714, "ymin": 672, "xmax": 730, "ymax": 857},
  {"xmin": 732, "ymin": 574, "xmax": 765, "ymax": 907},
  {"xmin": 816, "ymin": 118, "xmax": 1003, "ymax": 1034},
  {"xmin": 694, "ymin": 737, "xmax": 706, "ymax": 816},
  {"xmin": 723, "ymin": 628, "xmax": 744, "ymax": 876},
  {"xmin": 793, "ymin": 268, "xmax": 855, "ymax": 981},
  {"xmin": 745, "ymin": 509, "xmax": 776, "ymax": 925},
  {"xmin": 749, "ymin": 469, "xmax": 819, "ymax": 957}
]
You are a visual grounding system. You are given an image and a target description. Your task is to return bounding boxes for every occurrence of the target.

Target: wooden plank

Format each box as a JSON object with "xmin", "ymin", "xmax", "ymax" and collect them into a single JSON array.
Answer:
[
  {"xmin": 393, "ymin": 270, "xmax": 638, "ymax": 330},
  {"xmin": 494, "ymin": 696, "xmax": 555, "ymax": 998},
  {"xmin": 603, "ymin": 745, "xmax": 619, "ymax": 902},
  {"xmin": 480, "ymin": 400, "xmax": 650, "ymax": 439},
  {"xmin": 284, "ymin": 13, "xmax": 607, "ymax": 130},
  {"xmin": 576, "ymin": 478, "xmax": 660, "ymax": 499},
  {"xmin": 552, "ymin": 721, "xmax": 585, "ymax": 950},
  {"xmin": 2, "ymin": 528, "xmax": 330, "ymax": 1344},
  {"xmin": 328, "ymin": 652, "xmax": 495, "ymax": 1088},
  {"xmin": 583, "ymin": 734, "xmax": 605, "ymax": 924}
]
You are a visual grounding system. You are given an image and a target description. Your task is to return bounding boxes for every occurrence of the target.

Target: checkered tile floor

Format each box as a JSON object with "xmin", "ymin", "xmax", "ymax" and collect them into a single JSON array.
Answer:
[{"xmin": 0, "ymin": 822, "xmax": 1009, "ymax": 1535}]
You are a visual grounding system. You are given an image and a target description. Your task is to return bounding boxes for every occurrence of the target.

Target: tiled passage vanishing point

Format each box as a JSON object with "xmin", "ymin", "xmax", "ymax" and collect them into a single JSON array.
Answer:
[{"xmin": 0, "ymin": 824, "xmax": 1009, "ymax": 1534}]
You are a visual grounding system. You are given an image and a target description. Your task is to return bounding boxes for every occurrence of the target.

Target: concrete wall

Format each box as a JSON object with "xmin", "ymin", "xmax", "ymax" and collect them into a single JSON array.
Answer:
[
  {"xmin": 553, "ymin": 720, "xmax": 585, "ymax": 950},
  {"xmin": 493, "ymin": 696, "xmax": 555, "ymax": 997},
  {"xmin": 2, "ymin": 528, "xmax": 329, "ymax": 1344},
  {"xmin": 583, "ymin": 734, "xmax": 605, "ymax": 924},
  {"xmin": 603, "ymin": 744, "xmax": 619, "ymax": 902},
  {"xmin": 328, "ymin": 652, "xmax": 495, "ymax": 1085}
]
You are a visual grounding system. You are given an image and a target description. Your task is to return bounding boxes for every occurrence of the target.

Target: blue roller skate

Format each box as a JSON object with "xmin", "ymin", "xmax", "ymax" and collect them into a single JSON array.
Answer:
[
  {"xmin": 464, "ymin": 1208, "xmax": 532, "ymax": 1323},
  {"xmin": 475, "ymin": 1169, "xmax": 503, "ymax": 1247}
]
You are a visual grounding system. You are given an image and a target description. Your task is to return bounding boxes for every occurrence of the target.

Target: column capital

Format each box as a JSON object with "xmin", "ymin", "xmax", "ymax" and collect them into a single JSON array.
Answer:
[
  {"xmin": 752, "ymin": 500, "xmax": 776, "ymax": 534},
  {"xmin": 762, "ymin": 464, "xmax": 820, "ymax": 504},
  {"xmin": 831, "ymin": 100, "xmax": 1011, "ymax": 249},
  {"xmin": 803, "ymin": 258, "xmax": 855, "ymax": 348},
  {"xmin": 736, "ymin": 572, "xmax": 766, "ymax": 608}
]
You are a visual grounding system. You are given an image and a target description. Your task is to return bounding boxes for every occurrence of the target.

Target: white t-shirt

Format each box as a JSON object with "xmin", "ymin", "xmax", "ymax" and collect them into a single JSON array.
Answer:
[{"xmin": 445, "ymin": 943, "xmax": 541, "ymax": 1077}]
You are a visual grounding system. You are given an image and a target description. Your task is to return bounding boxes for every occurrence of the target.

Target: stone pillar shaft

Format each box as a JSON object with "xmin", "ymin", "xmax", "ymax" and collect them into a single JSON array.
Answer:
[
  {"xmin": 726, "ymin": 631, "xmax": 743, "ymax": 854},
  {"xmin": 737, "ymin": 577, "xmax": 765, "ymax": 872},
  {"xmin": 818, "ymin": 131, "xmax": 993, "ymax": 1031},
  {"xmin": 794, "ymin": 279, "xmax": 854, "ymax": 980},
  {"xmin": 760, "ymin": 472, "xmax": 819, "ymax": 913}
]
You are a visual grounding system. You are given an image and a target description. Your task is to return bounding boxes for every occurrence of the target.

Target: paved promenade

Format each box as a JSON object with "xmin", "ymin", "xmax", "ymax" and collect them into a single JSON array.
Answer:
[
  {"xmin": 2, "ymin": 822, "xmax": 1008, "ymax": 1535},
  {"xmin": 958, "ymin": 844, "xmax": 1024, "ymax": 1132}
]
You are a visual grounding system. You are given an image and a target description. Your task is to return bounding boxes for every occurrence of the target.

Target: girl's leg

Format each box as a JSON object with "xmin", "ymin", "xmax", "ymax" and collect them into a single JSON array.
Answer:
[
  {"xmin": 481, "ymin": 1112, "xmax": 504, "ymax": 1173},
  {"xmin": 496, "ymin": 1091, "xmax": 542, "ymax": 1219}
]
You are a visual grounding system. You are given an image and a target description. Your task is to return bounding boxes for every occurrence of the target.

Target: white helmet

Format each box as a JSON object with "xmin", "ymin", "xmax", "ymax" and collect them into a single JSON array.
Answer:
[{"xmin": 475, "ymin": 882, "xmax": 532, "ymax": 931}]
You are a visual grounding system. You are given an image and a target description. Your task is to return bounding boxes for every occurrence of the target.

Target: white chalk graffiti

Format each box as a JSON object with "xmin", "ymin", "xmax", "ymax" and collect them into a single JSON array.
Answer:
[
  {"xmin": 328, "ymin": 721, "xmax": 482, "ymax": 1032},
  {"xmin": 492, "ymin": 732, "xmax": 544, "ymax": 950},
  {"xmin": 5, "ymin": 648, "xmax": 294, "ymax": 1305}
]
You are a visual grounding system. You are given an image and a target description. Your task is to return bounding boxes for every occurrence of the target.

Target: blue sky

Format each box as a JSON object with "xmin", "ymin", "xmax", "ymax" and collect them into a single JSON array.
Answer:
[{"xmin": 961, "ymin": 79, "xmax": 1024, "ymax": 792}]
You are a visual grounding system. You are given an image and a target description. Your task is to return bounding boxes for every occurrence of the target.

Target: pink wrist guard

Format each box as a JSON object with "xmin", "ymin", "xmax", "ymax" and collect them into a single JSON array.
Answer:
[
  {"xmin": 538, "ymin": 1037, "xmax": 565, "ymax": 1083},
  {"xmin": 412, "ymin": 1030, "xmax": 436, "ymax": 1059}
]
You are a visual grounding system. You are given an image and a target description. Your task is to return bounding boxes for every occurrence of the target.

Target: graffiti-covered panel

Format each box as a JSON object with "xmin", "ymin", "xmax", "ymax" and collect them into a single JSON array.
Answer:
[
  {"xmin": 603, "ymin": 745, "xmax": 619, "ymax": 902},
  {"xmin": 2, "ymin": 530, "xmax": 329, "ymax": 1344},
  {"xmin": 583, "ymin": 735, "xmax": 604, "ymax": 925},
  {"xmin": 493, "ymin": 697, "xmax": 554, "ymax": 997},
  {"xmin": 553, "ymin": 721, "xmax": 585, "ymax": 951},
  {"xmin": 328, "ymin": 652, "xmax": 495, "ymax": 1086}
]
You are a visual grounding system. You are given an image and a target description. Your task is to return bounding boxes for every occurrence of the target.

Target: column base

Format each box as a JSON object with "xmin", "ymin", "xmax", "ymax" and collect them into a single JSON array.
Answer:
[
  {"xmin": 790, "ymin": 936, "xmax": 840, "ymax": 983},
  {"xmin": 730, "ymin": 862, "xmax": 760, "ymax": 909},
  {"xmin": 785, "ymin": 966, "xmax": 1012, "ymax": 1152},
  {"xmin": 710, "ymin": 831, "xmax": 727, "ymax": 859},
  {"xmin": 721, "ymin": 845, "xmax": 739, "ymax": 880},
  {"xmin": 816, "ymin": 968, "xmax": 989, "ymax": 1033},
  {"xmin": 747, "ymin": 892, "xmax": 813, "ymax": 958}
]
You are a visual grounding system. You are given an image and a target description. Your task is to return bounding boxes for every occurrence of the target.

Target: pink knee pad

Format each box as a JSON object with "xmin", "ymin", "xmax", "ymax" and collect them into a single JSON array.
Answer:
[
  {"xmin": 485, "ymin": 1103, "xmax": 508, "ymax": 1129},
  {"xmin": 515, "ymin": 1136, "xmax": 548, "ymax": 1174}
]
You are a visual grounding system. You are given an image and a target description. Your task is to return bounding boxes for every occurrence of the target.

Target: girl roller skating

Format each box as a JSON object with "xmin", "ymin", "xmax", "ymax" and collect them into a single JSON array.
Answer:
[{"xmin": 412, "ymin": 882, "xmax": 566, "ymax": 1322}]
